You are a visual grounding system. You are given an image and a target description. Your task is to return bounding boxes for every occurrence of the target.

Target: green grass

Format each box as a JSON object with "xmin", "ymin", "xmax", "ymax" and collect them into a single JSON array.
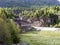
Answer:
[{"xmin": 20, "ymin": 31, "xmax": 60, "ymax": 45}]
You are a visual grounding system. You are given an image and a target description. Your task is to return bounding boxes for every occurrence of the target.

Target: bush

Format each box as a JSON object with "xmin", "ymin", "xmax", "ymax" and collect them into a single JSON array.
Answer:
[
  {"xmin": 0, "ymin": 8, "xmax": 20, "ymax": 44},
  {"xmin": 0, "ymin": 18, "xmax": 20, "ymax": 45},
  {"xmin": 0, "ymin": 18, "xmax": 12, "ymax": 45},
  {"xmin": 8, "ymin": 19, "xmax": 20, "ymax": 44}
]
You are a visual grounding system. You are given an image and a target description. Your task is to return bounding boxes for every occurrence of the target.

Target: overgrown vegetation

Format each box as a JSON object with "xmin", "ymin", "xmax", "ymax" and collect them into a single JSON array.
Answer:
[{"xmin": 0, "ymin": 8, "xmax": 20, "ymax": 45}]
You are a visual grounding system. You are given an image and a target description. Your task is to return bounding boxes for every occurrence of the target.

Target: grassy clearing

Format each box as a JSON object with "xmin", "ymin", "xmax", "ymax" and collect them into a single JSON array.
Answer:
[{"xmin": 20, "ymin": 30, "xmax": 60, "ymax": 45}]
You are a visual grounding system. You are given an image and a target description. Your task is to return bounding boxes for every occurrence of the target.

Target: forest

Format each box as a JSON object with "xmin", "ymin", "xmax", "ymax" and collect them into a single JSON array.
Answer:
[{"xmin": 0, "ymin": 6, "xmax": 60, "ymax": 45}]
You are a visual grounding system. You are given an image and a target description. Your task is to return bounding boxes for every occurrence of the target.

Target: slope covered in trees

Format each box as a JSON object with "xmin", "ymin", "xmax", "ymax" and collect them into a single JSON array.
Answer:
[{"xmin": 21, "ymin": 6, "xmax": 60, "ymax": 27}]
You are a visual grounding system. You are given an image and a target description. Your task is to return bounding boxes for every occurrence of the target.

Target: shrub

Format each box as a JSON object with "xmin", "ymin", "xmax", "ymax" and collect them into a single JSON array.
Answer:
[
  {"xmin": 0, "ymin": 18, "xmax": 12, "ymax": 45},
  {"xmin": 8, "ymin": 19, "xmax": 20, "ymax": 44},
  {"xmin": 0, "ymin": 18, "xmax": 20, "ymax": 45}
]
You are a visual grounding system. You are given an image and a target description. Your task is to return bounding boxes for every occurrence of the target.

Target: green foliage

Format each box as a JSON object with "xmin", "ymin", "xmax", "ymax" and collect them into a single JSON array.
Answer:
[
  {"xmin": 0, "ymin": 8, "xmax": 21, "ymax": 44},
  {"xmin": 8, "ymin": 19, "xmax": 20, "ymax": 44},
  {"xmin": 0, "ymin": 8, "xmax": 6, "ymax": 19},
  {"xmin": 21, "ymin": 6, "xmax": 60, "ymax": 26},
  {"xmin": 0, "ymin": 19, "xmax": 20, "ymax": 44},
  {"xmin": 0, "ymin": 18, "xmax": 12, "ymax": 45},
  {"xmin": 0, "ymin": 8, "xmax": 15, "ymax": 19}
]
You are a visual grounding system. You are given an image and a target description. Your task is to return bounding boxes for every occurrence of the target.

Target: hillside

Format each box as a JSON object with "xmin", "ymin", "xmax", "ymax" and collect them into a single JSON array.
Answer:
[{"xmin": 0, "ymin": 0, "xmax": 60, "ymax": 7}]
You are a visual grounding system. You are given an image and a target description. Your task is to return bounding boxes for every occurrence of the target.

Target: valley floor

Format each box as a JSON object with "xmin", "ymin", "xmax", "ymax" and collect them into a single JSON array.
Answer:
[{"xmin": 20, "ymin": 30, "xmax": 60, "ymax": 45}]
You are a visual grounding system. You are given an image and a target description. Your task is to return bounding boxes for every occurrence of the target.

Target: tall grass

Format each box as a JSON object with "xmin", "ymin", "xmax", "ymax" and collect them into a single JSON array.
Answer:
[{"xmin": 20, "ymin": 30, "xmax": 60, "ymax": 45}]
